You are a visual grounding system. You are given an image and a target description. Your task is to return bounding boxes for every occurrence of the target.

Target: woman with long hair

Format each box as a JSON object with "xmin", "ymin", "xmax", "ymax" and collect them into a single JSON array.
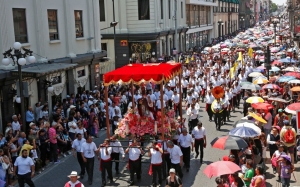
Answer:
[
  {"xmin": 278, "ymin": 155, "xmax": 294, "ymax": 187},
  {"xmin": 93, "ymin": 116, "xmax": 99, "ymax": 138}
]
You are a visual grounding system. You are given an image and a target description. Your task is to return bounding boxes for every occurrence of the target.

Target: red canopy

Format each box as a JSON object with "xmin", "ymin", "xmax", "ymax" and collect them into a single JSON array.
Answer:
[{"xmin": 103, "ymin": 63, "xmax": 182, "ymax": 86}]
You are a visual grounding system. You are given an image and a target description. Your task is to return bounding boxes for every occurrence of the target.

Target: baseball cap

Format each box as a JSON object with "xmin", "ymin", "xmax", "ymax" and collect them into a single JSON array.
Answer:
[
  {"xmin": 278, "ymin": 109, "xmax": 283, "ymax": 113},
  {"xmin": 169, "ymin": 168, "xmax": 176, "ymax": 173},
  {"xmin": 70, "ymin": 105, "xmax": 76, "ymax": 109},
  {"xmin": 29, "ymin": 122, "xmax": 35, "ymax": 127}
]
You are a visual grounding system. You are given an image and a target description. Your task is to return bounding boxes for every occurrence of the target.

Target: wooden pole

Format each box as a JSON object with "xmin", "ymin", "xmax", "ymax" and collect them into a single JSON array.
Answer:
[
  {"xmin": 160, "ymin": 82, "xmax": 165, "ymax": 140},
  {"xmin": 179, "ymin": 73, "xmax": 183, "ymax": 121},
  {"xmin": 105, "ymin": 86, "xmax": 110, "ymax": 138},
  {"xmin": 131, "ymin": 83, "xmax": 135, "ymax": 109}
]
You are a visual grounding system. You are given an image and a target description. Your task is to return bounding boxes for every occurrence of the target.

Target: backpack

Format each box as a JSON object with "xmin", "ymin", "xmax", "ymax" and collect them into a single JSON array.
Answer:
[
  {"xmin": 284, "ymin": 129, "xmax": 295, "ymax": 144},
  {"xmin": 167, "ymin": 175, "xmax": 180, "ymax": 185}
]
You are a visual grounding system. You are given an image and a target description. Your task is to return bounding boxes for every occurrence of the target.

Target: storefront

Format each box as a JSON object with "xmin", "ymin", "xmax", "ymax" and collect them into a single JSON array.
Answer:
[{"xmin": 186, "ymin": 30, "xmax": 209, "ymax": 50}]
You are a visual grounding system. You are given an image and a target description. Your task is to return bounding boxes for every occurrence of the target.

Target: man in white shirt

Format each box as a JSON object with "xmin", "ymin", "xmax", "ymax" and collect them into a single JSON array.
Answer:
[
  {"xmin": 110, "ymin": 135, "xmax": 125, "ymax": 174},
  {"xmin": 181, "ymin": 78, "xmax": 189, "ymax": 99},
  {"xmin": 125, "ymin": 139, "xmax": 144, "ymax": 185},
  {"xmin": 72, "ymin": 133, "xmax": 86, "ymax": 178},
  {"xmin": 80, "ymin": 135, "xmax": 100, "ymax": 185},
  {"xmin": 205, "ymin": 91, "xmax": 215, "ymax": 121},
  {"xmin": 109, "ymin": 102, "xmax": 122, "ymax": 133},
  {"xmin": 212, "ymin": 98, "xmax": 225, "ymax": 130},
  {"xmin": 99, "ymin": 139, "xmax": 113, "ymax": 186},
  {"xmin": 165, "ymin": 86, "xmax": 174, "ymax": 109},
  {"xmin": 177, "ymin": 128, "xmax": 194, "ymax": 172},
  {"xmin": 186, "ymin": 103, "xmax": 199, "ymax": 134},
  {"xmin": 192, "ymin": 122, "xmax": 207, "ymax": 163},
  {"xmin": 166, "ymin": 141, "xmax": 183, "ymax": 178},
  {"xmin": 172, "ymin": 90, "xmax": 180, "ymax": 116},
  {"xmin": 14, "ymin": 149, "xmax": 35, "ymax": 187},
  {"xmin": 12, "ymin": 115, "xmax": 21, "ymax": 133},
  {"xmin": 147, "ymin": 141, "xmax": 163, "ymax": 186}
]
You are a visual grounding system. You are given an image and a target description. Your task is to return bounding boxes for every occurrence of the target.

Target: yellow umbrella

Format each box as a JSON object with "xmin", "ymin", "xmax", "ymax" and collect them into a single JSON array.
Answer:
[
  {"xmin": 246, "ymin": 96, "xmax": 264, "ymax": 103},
  {"xmin": 253, "ymin": 78, "xmax": 269, "ymax": 85},
  {"xmin": 248, "ymin": 112, "xmax": 267, "ymax": 124}
]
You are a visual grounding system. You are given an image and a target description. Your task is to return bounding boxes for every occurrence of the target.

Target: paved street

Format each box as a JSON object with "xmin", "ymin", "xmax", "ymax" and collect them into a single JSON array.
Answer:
[{"xmin": 14, "ymin": 101, "xmax": 300, "ymax": 187}]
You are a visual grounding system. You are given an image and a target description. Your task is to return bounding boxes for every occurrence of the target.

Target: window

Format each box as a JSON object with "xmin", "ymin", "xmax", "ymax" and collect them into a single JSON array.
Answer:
[
  {"xmin": 47, "ymin": 10, "xmax": 59, "ymax": 40},
  {"xmin": 160, "ymin": 0, "xmax": 163, "ymax": 19},
  {"xmin": 101, "ymin": 43, "xmax": 107, "ymax": 51},
  {"xmin": 99, "ymin": 0, "xmax": 105, "ymax": 21},
  {"xmin": 168, "ymin": 0, "xmax": 171, "ymax": 19},
  {"xmin": 138, "ymin": 0, "xmax": 150, "ymax": 20},
  {"xmin": 181, "ymin": 2, "xmax": 183, "ymax": 18},
  {"xmin": 52, "ymin": 75, "xmax": 62, "ymax": 85},
  {"xmin": 12, "ymin": 9, "xmax": 28, "ymax": 43},
  {"xmin": 77, "ymin": 69, "xmax": 85, "ymax": 78},
  {"xmin": 74, "ymin": 10, "xmax": 84, "ymax": 38}
]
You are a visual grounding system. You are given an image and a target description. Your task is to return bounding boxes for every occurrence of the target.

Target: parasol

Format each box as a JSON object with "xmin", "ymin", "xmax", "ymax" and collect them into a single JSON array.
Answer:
[
  {"xmin": 284, "ymin": 72, "xmax": 300, "ymax": 79},
  {"xmin": 284, "ymin": 103, "xmax": 300, "ymax": 115},
  {"xmin": 262, "ymin": 84, "xmax": 280, "ymax": 90},
  {"xmin": 203, "ymin": 161, "xmax": 242, "ymax": 178},
  {"xmin": 253, "ymin": 78, "xmax": 269, "ymax": 85},
  {"xmin": 291, "ymin": 86, "xmax": 300, "ymax": 92},
  {"xmin": 276, "ymin": 76, "xmax": 296, "ymax": 83},
  {"xmin": 288, "ymin": 79, "xmax": 300, "ymax": 84},
  {"xmin": 234, "ymin": 121, "xmax": 261, "ymax": 134},
  {"xmin": 267, "ymin": 97, "xmax": 289, "ymax": 103},
  {"xmin": 241, "ymin": 83, "xmax": 261, "ymax": 91},
  {"xmin": 249, "ymin": 72, "xmax": 263, "ymax": 77},
  {"xmin": 229, "ymin": 126, "xmax": 261, "ymax": 137},
  {"xmin": 246, "ymin": 96, "xmax": 264, "ymax": 103},
  {"xmin": 210, "ymin": 135, "xmax": 248, "ymax": 150},
  {"xmin": 248, "ymin": 112, "xmax": 267, "ymax": 123}
]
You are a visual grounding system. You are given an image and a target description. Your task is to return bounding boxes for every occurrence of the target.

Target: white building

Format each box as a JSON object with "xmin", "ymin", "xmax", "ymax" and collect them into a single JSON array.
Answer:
[
  {"xmin": 100, "ymin": 0, "xmax": 187, "ymax": 68},
  {"xmin": 0, "ymin": 0, "xmax": 106, "ymax": 130},
  {"xmin": 185, "ymin": 0, "xmax": 218, "ymax": 49}
]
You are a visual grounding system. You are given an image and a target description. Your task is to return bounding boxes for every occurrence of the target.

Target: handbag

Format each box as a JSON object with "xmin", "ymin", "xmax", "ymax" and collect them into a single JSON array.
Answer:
[
  {"xmin": 271, "ymin": 153, "xmax": 282, "ymax": 168},
  {"xmin": 0, "ymin": 157, "xmax": 9, "ymax": 170}
]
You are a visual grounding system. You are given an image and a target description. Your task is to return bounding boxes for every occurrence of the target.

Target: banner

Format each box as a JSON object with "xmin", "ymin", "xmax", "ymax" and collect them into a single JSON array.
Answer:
[
  {"xmin": 230, "ymin": 67, "xmax": 235, "ymax": 79},
  {"xmin": 248, "ymin": 48, "xmax": 253, "ymax": 58}
]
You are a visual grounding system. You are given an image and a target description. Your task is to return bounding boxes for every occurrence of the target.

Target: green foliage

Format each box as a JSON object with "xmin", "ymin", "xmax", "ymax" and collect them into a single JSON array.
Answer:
[{"xmin": 270, "ymin": 2, "xmax": 278, "ymax": 12}]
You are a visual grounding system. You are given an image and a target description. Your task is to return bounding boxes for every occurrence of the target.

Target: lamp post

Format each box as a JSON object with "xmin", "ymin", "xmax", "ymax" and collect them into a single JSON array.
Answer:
[
  {"xmin": 2, "ymin": 42, "xmax": 36, "ymax": 132},
  {"xmin": 218, "ymin": 19, "xmax": 223, "ymax": 38},
  {"xmin": 265, "ymin": 45, "xmax": 271, "ymax": 80},
  {"xmin": 271, "ymin": 17, "xmax": 279, "ymax": 46},
  {"xmin": 240, "ymin": 17, "xmax": 245, "ymax": 29}
]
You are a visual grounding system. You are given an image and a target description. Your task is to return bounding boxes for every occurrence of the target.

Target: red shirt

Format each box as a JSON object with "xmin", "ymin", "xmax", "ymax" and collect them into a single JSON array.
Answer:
[{"xmin": 49, "ymin": 127, "xmax": 57, "ymax": 144}]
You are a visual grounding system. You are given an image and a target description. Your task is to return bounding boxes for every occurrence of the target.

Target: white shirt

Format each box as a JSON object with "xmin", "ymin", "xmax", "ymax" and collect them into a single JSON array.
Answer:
[
  {"xmin": 75, "ymin": 128, "xmax": 87, "ymax": 136},
  {"xmin": 154, "ymin": 91, "xmax": 160, "ymax": 100},
  {"xmin": 12, "ymin": 121, "xmax": 20, "ymax": 131},
  {"xmin": 178, "ymin": 134, "xmax": 193, "ymax": 148},
  {"xmin": 81, "ymin": 142, "xmax": 97, "ymax": 158},
  {"xmin": 181, "ymin": 79, "xmax": 188, "ymax": 88},
  {"xmin": 110, "ymin": 140, "xmax": 125, "ymax": 157},
  {"xmin": 150, "ymin": 148, "xmax": 162, "ymax": 164},
  {"xmin": 128, "ymin": 147, "xmax": 141, "ymax": 160},
  {"xmin": 72, "ymin": 138, "xmax": 86, "ymax": 152},
  {"xmin": 192, "ymin": 126, "xmax": 206, "ymax": 139},
  {"xmin": 167, "ymin": 145, "xmax": 183, "ymax": 164},
  {"xmin": 65, "ymin": 181, "xmax": 85, "ymax": 187},
  {"xmin": 156, "ymin": 100, "xmax": 166, "ymax": 109},
  {"xmin": 165, "ymin": 90, "xmax": 174, "ymax": 100},
  {"xmin": 186, "ymin": 108, "xmax": 198, "ymax": 120},
  {"xmin": 172, "ymin": 94, "xmax": 180, "ymax": 104},
  {"xmin": 68, "ymin": 121, "xmax": 77, "ymax": 133},
  {"xmin": 14, "ymin": 156, "xmax": 34, "ymax": 175},
  {"xmin": 109, "ymin": 106, "xmax": 122, "ymax": 119},
  {"xmin": 205, "ymin": 94, "xmax": 214, "ymax": 104},
  {"xmin": 100, "ymin": 146, "xmax": 112, "ymax": 160}
]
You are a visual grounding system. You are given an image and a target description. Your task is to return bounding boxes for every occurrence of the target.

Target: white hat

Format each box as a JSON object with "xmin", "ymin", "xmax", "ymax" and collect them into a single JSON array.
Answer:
[
  {"xmin": 89, "ymin": 95, "xmax": 93, "ymax": 99},
  {"xmin": 70, "ymin": 105, "xmax": 76, "ymax": 109},
  {"xmin": 93, "ymin": 99, "xmax": 98, "ymax": 104},
  {"xmin": 52, "ymin": 122, "xmax": 57, "ymax": 126},
  {"xmin": 68, "ymin": 171, "xmax": 80, "ymax": 178},
  {"xmin": 169, "ymin": 168, "xmax": 176, "ymax": 173},
  {"xmin": 29, "ymin": 122, "xmax": 35, "ymax": 127}
]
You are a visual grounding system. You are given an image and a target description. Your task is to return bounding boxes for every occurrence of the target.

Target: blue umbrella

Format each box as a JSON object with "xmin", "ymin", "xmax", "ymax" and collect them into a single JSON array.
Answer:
[
  {"xmin": 279, "ymin": 58, "xmax": 298, "ymax": 63},
  {"xmin": 270, "ymin": 66, "xmax": 280, "ymax": 72},
  {"xmin": 229, "ymin": 126, "xmax": 260, "ymax": 138},
  {"xmin": 276, "ymin": 76, "xmax": 296, "ymax": 82}
]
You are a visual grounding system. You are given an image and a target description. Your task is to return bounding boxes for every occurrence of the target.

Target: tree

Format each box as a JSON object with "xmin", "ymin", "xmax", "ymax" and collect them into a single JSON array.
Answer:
[{"xmin": 270, "ymin": 2, "xmax": 278, "ymax": 12}]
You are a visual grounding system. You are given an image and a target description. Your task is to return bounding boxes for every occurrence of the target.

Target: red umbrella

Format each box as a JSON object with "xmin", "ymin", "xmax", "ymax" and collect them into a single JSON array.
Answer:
[
  {"xmin": 203, "ymin": 161, "xmax": 241, "ymax": 178},
  {"xmin": 252, "ymin": 103, "xmax": 274, "ymax": 110},
  {"xmin": 262, "ymin": 84, "xmax": 280, "ymax": 90},
  {"xmin": 285, "ymin": 103, "xmax": 300, "ymax": 115},
  {"xmin": 210, "ymin": 135, "xmax": 248, "ymax": 150},
  {"xmin": 272, "ymin": 60, "xmax": 282, "ymax": 66},
  {"xmin": 284, "ymin": 72, "xmax": 300, "ymax": 79}
]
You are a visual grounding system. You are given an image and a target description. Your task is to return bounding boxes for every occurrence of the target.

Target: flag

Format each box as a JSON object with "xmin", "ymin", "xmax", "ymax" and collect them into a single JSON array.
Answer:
[
  {"xmin": 237, "ymin": 52, "xmax": 243, "ymax": 61},
  {"xmin": 248, "ymin": 48, "xmax": 253, "ymax": 58},
  {"xmin": 230, "ymin": 67, "xmax": 235, "ymax": 79},
  {"xmin": 185, "ymin": 57, "xmax": 190, "ymax": 64}
]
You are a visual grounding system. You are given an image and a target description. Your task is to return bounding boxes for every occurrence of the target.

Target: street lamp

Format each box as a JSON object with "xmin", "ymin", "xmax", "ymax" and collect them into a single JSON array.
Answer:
[
  {"xmin": 264, "ymin": 45, "xmax": 271, "ymax": 80},
  {"xmin": 240, "ymin": 17, "xmax": 245, "ymax": 29},
  {"xmin": 271, "ymin": 17, "xmax": 280, "ymax": 46},
  {"xmin": 2, "ymin": 42, "xmax": 36, "ymax": 132},
  {"xmin": 218, "ymin": 19, "xmax": 223, "ymax": 38}
]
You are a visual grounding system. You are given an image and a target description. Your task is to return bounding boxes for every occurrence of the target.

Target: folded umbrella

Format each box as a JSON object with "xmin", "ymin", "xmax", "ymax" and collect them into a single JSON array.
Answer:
[
  {"xmin": 203, "ymin": 161, "xmax": 241, "ymax": 178},
  {"xmin": 210, "ymin": 135, "xmax": 248, "ymax": 150}
]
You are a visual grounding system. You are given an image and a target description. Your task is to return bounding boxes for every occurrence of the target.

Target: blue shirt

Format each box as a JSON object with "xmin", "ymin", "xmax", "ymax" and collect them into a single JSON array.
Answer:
[{"xmin": 26, "ymin": 111, "xmax": 34, "ymax": 122}]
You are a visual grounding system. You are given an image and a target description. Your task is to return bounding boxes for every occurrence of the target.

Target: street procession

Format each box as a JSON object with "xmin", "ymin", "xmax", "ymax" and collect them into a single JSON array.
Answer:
[
  {"xmin": 60, "ymin": 14, "xmax": 300, "ymax": 187},
  {"xmin": 1, "ymin": 0, "xmax": 300, "ymax": 187}
]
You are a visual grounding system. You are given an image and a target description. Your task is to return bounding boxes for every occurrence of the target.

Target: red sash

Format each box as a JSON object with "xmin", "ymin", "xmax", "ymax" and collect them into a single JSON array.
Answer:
[
  {"xmin": 100, "ymin": 158, "xmax": 111, "ymax": 171},
  {"xmin": 174, "ymin": 103, "xmax": 177, "ymax": 111},
  {"xmin": 148, "ymin": 163, "xmax": 162, "ymax": 175},
  {"xmin": 206, "ymin": 103, "xmax": 211, "ymax": 111},
  {"xmin": 201, "ymin": 89, "xmax": 205, "ymax": 96}
]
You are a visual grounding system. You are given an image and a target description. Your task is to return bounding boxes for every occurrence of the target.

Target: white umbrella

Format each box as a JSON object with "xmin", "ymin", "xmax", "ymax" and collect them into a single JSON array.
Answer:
[
  {"xmin": 288, "ymin": 79, "xmax": 300, "ymax": 84},
  {"xmin": 249, "ymin": 72, "xmax": 263, "ymax": 77},
  {"xmin": 282, "ymin": 67, "xmax": 300, "ymax": 72},
  {"xmin": 235, "ymin": 122, "xmax": 261, "ymax": 135}
]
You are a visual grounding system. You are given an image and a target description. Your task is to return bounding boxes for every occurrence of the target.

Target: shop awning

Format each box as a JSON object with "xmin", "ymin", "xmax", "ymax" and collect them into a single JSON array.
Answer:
[
  {"xmin": 11, "ymin": 63, "xmax": 78, "ymax": 77},
  {"xmin": 103, "ymin": 63, "xmax": 182, "ymax": 86}
]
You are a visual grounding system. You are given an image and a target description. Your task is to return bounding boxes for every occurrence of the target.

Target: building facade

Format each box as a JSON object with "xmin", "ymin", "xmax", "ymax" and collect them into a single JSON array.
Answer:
[
  {"xmin": 0, "ymin": 0, "xmax": 106, "ymax": 131},
  {"xmin": 185, "ymin": 0, "xmax": 217, "ymax": 50},
  {"xmin": 100, "ymin": 0, "xmax": 187, "ymax": 68},
  {"xmin": 213, "ymin": 0, "xmax": 240, "ymax": 39}
]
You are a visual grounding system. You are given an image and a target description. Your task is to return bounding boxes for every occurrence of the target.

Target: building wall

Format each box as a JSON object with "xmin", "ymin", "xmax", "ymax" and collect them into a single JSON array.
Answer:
[{"xmin": 0, "ymin": 0, "xmax": 101, "ymax": 65}]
